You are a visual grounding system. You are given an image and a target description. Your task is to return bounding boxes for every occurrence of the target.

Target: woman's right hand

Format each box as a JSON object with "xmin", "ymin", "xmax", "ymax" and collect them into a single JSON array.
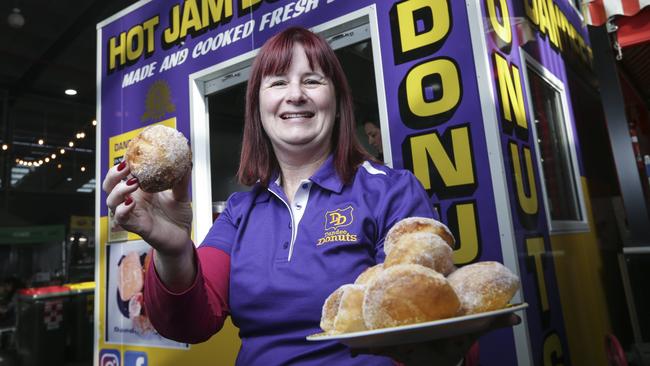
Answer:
[{"xmin": 102, "ymin": 161, "xmax": 193, "ymax": 256}]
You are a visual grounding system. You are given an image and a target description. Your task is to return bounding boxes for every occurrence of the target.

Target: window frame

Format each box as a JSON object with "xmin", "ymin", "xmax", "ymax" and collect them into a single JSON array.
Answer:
[{"xmin": 520, "ymin": 50, "xmax": 590, "ymax": 233}]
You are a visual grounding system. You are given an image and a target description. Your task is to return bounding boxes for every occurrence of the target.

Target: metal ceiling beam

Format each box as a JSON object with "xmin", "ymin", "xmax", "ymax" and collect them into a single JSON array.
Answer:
[{"xmin": 9, "ymin": 0, "xmax": 109, "ymax": 96}]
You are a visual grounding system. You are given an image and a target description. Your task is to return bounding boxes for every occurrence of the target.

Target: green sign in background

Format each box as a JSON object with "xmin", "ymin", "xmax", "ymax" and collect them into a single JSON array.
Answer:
[{"xmin": 0, "ymin": 225, "xmax": 65, "ymax": 244}]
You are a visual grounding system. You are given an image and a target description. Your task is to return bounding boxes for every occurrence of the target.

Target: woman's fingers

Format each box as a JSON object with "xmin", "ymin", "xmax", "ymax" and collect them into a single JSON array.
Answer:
[
  {"xmin": 102, "ymin": 161, "xmax": 130, "ymax": 193},
  {"xmin": 482, "ymin": 313, "xmax": 521, "ymax": 335},
  {"xmin": 106, "ymin": 177, "xmax": 140, "ymax": 212},
  {"xmin": 113, "ymin": 195, "xmax": 136, "ymax": 224}
]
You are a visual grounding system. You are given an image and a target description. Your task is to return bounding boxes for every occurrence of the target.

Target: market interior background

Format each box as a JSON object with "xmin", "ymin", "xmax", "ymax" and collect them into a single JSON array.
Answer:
[
  {"xmin": 0, "ymin": 1, "xmax": 649, "ymax": 366},
  {"xmin": 0, "ymin": 1, "xmax": 139, "ymax": 365}
]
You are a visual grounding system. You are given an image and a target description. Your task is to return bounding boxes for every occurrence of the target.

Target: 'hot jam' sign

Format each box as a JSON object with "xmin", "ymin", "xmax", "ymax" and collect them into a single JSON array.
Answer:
[{"xmin": 107, "ymin": 0, "xmax": 321, "ymax": 82}]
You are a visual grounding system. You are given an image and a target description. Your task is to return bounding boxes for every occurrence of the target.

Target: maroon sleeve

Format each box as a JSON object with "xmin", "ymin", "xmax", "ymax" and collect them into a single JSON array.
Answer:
[{"xmin": 143, "ymin": 246, "xmax": 231, "ymax": 344}]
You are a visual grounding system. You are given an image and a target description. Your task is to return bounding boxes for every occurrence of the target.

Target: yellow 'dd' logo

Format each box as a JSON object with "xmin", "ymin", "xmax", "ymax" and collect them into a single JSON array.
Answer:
[{"xmin": 325, "ymin": 206, "xmax": 354, "ymax": 230}]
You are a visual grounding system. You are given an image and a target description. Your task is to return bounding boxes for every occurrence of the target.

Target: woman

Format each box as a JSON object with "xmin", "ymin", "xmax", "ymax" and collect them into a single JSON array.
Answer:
[{"xmin": 103, "ymin": 27, "xmax": 516, "ymax": 365}]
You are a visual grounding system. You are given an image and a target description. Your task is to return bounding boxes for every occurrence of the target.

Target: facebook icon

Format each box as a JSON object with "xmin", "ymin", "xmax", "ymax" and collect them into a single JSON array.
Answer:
[{"xmin": 124, "ymin": 351, "xmax": 147, "ymax": 366}]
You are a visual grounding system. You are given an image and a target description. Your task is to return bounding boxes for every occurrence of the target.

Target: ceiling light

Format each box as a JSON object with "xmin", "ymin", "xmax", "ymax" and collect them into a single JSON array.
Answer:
[
  {"xmin": 80, "ymin": 166, "xmax": 86, "ymax": 172},
  {"xmin": 7, "ymin": 8, "xmax": 25, "ymax": 29},
  {"xmin": 60, "ymin": 149, "xmax": 65, "ymax": 154},
  {"xmin": 38, "ymin": 139, "xmax": 44, "ymax": 145},
  {"xmin": 57, "ymin": 164, "xmax": 62, "ymax": 169},
  {"xmin": 79, "ymin": 132, "xmax": 85, "ymax": 138},
  {"xmin": 45, "ymin": 157, "xmax": 50, "ymax": 163},
  {"xmin": 68, "ymin": 141, "xmax": 74, "ymax": 147},
  {"xmin": 1, "ymin": 144, "xmax": 7, "ymax": 150},
  {"xmin": 76, "ymin": 133, "xmax": 80, "ymax": 139},
  {"xmin": 51, "ymin": 154, "xmax": 56, "ymax": 159},
  {"xmin": 38, "ymin": 160, "xmax": 43, "ymax": 165},
  {"xmin": 66, "ymin": 177, "xmax": 72, "ymax": 182},
  {"xmin": 64, "ymin": 89, "xmax": 77, "ymax": 96},
  {"xmin": 92, "ymin": 120, "xmax": 97, "ymax": 126}
]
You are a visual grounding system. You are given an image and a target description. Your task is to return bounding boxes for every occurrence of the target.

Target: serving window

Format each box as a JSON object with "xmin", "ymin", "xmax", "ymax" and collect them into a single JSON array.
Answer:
[
  {"xmin": 204, "ymin": 21, "xmax": 382, "ymax": 204},
  {"xmin": 521, "ymin": 53, "xmax": 589, "ymax": 233}
]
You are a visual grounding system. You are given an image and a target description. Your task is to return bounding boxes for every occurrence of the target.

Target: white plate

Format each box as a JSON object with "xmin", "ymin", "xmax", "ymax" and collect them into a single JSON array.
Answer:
[{"xmin": 306, "ymin": 303, "xmax": 528, "ymax": 348}]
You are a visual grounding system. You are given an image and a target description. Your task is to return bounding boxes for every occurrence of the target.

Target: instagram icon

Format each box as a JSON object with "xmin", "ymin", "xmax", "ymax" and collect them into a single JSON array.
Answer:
[{"xmin": 99, "ymin": 349, "xmax": 121, "ymax": 366}]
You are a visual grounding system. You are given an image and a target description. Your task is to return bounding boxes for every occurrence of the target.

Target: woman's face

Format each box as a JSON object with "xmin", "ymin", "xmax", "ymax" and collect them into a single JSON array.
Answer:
[
  {"xmin": 259, "ymin": 44, "xmax": 336, "ymax": 155},
  {"xmin": 364, "ymin": 122, "xmax": 382, "ymax": 153}
]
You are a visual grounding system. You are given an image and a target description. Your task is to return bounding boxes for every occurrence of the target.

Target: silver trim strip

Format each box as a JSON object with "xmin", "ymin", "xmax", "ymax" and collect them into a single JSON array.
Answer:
[
  {"xmin": 466, "ymin": 0, "xmax": 533, "ymax": 364},
  {"xmin": 94, "ymin": 26, "xmax": 102, "ymax": 366},
  {"xmin": 623, "ymin": 246, "xmax": 650, "ymax": 254}
]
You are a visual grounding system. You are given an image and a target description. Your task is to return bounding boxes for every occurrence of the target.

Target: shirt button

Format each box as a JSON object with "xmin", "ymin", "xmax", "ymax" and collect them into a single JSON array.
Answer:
[
  {"xmin": 283, "ymin": 242, "xmax": 289, "ymax": 249},
  {"xmin": 288, "ymin": 223, "xmax": 292, "ymax": 229},
  {"xmin": 302, "ymin": 183, "xmax": 309, "ymax": 189},
  {"xmin": 295, "ymin": 205, "xmax": 302, "ymax": 210}
]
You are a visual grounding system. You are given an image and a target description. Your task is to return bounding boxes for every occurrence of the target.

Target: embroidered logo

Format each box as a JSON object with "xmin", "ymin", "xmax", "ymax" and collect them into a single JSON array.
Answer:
[
  {"xmin": 325, "ymin": 206, "xmax": 354, "ymax": 230},
  {"xmin": 318, "ymin": 205, "xmax": 358, "ymax": 246}
]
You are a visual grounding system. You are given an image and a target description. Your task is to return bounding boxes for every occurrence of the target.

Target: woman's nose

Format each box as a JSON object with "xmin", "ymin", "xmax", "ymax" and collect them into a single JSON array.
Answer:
[{"xmin": 286, "ymin": 81, "xmax": 306, "ymax": 104}]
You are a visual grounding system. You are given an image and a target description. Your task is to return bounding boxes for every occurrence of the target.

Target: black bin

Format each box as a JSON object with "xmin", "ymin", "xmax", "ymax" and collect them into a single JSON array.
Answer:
[
  {"xmin": 15, "ymin": 286, "xmax": 70, "ymax": 366},
  {"xmin": 64, "ymin": 282, "xmax": 95, "ymax": 363}
]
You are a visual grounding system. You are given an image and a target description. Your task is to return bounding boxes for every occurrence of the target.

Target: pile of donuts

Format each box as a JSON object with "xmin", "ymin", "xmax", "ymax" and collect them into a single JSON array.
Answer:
[{"xmin": 319, "ymin": 217, "xmax": 520, "ymax": 334}]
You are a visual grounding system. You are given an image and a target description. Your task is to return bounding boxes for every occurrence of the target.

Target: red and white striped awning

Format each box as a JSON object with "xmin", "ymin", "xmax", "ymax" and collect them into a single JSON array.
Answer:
[{"xmin": 585, "ymin": 0, "xmax": 650, "ymax": 25}]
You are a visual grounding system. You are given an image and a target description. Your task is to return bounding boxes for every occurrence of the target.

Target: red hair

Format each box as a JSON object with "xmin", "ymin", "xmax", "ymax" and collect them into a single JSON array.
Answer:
[{"xmin": 237, "ymin": 27, "xmax": 373, "ymax": 186}]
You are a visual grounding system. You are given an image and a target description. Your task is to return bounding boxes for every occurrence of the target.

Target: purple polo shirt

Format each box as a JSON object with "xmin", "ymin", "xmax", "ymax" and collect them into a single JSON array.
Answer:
[{"xmin": 201, "ymin": 157, "xmax": 437, "ymax": 365}]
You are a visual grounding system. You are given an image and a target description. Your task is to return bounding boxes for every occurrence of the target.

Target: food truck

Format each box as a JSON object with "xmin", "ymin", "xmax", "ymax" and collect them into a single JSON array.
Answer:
[{"xmin": 95, "ymin": 0, "xmax": 627, "ymax": 364}]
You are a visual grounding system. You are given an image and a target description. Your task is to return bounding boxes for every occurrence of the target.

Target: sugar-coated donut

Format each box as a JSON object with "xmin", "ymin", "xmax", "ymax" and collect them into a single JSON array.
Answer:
[
  {"xmin": 384, "ymin": 217, "xmax": 455, "ymax": 256},
  {"xmin": 447, "ymin": 261, "xmax": 520, "ymax": 315},
  {"xmin": 320, "ymin": 284, "xmax": 367, "ymax": 334},
  {"xmin": 384, "ymin": 232, "xmax": 456, "ymax": 275},
  {"xmin": 362, "ymin": 264, "xmax": 460, "ymax": 329},
  {"xmin": 354, "ymin": 263, "xmax": 384, "ymax": 285},
  {"xmin": 125, "ymin": 125, "xmax": 192, "ymax": 193}
]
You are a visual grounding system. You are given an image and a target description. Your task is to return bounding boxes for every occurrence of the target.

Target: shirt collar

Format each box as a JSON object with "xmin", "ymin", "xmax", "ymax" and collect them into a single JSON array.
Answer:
[
  {"xmin": 268, "ymin": 155, "xmax": 344, "ymax": 194},
  {"xmin": 309, "ymin": 154, "xmax": 343, "ymax": 193}
]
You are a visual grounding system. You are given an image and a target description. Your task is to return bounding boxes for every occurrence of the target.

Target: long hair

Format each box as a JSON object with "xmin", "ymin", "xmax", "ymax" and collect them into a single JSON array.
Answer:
[{"xmin": 237, "ymin": 27, "xmax": 373, "ymax": 186}]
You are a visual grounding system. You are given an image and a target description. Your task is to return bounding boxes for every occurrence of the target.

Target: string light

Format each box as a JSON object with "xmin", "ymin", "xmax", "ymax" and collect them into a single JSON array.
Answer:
[
  {"xmin": 12, "ymin": 117, "xmax": 95, "ymax": 170},
  {"xmin": 2, "ymin": 144, "xmax": 7, "ymax": 151},
  {"xmin": 80, "ymin": 166, "xmax": 86, "ymax": 172}
]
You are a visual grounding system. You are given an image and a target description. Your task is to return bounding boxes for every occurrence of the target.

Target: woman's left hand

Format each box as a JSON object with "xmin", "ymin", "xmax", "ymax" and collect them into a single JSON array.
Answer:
[{"xmin": 350, "ymin": 313, "xmax": 520, "ymax": 366}]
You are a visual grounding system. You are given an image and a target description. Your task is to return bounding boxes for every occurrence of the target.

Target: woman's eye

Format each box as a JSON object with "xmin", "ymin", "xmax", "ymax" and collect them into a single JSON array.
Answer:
[
  {"xmin": 304, "ymin": 79, "xmax": 323, "ymax": 85},
  {"xmin": 270, "ymin": 80, "xmax": 287, "ymax": 87}
]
